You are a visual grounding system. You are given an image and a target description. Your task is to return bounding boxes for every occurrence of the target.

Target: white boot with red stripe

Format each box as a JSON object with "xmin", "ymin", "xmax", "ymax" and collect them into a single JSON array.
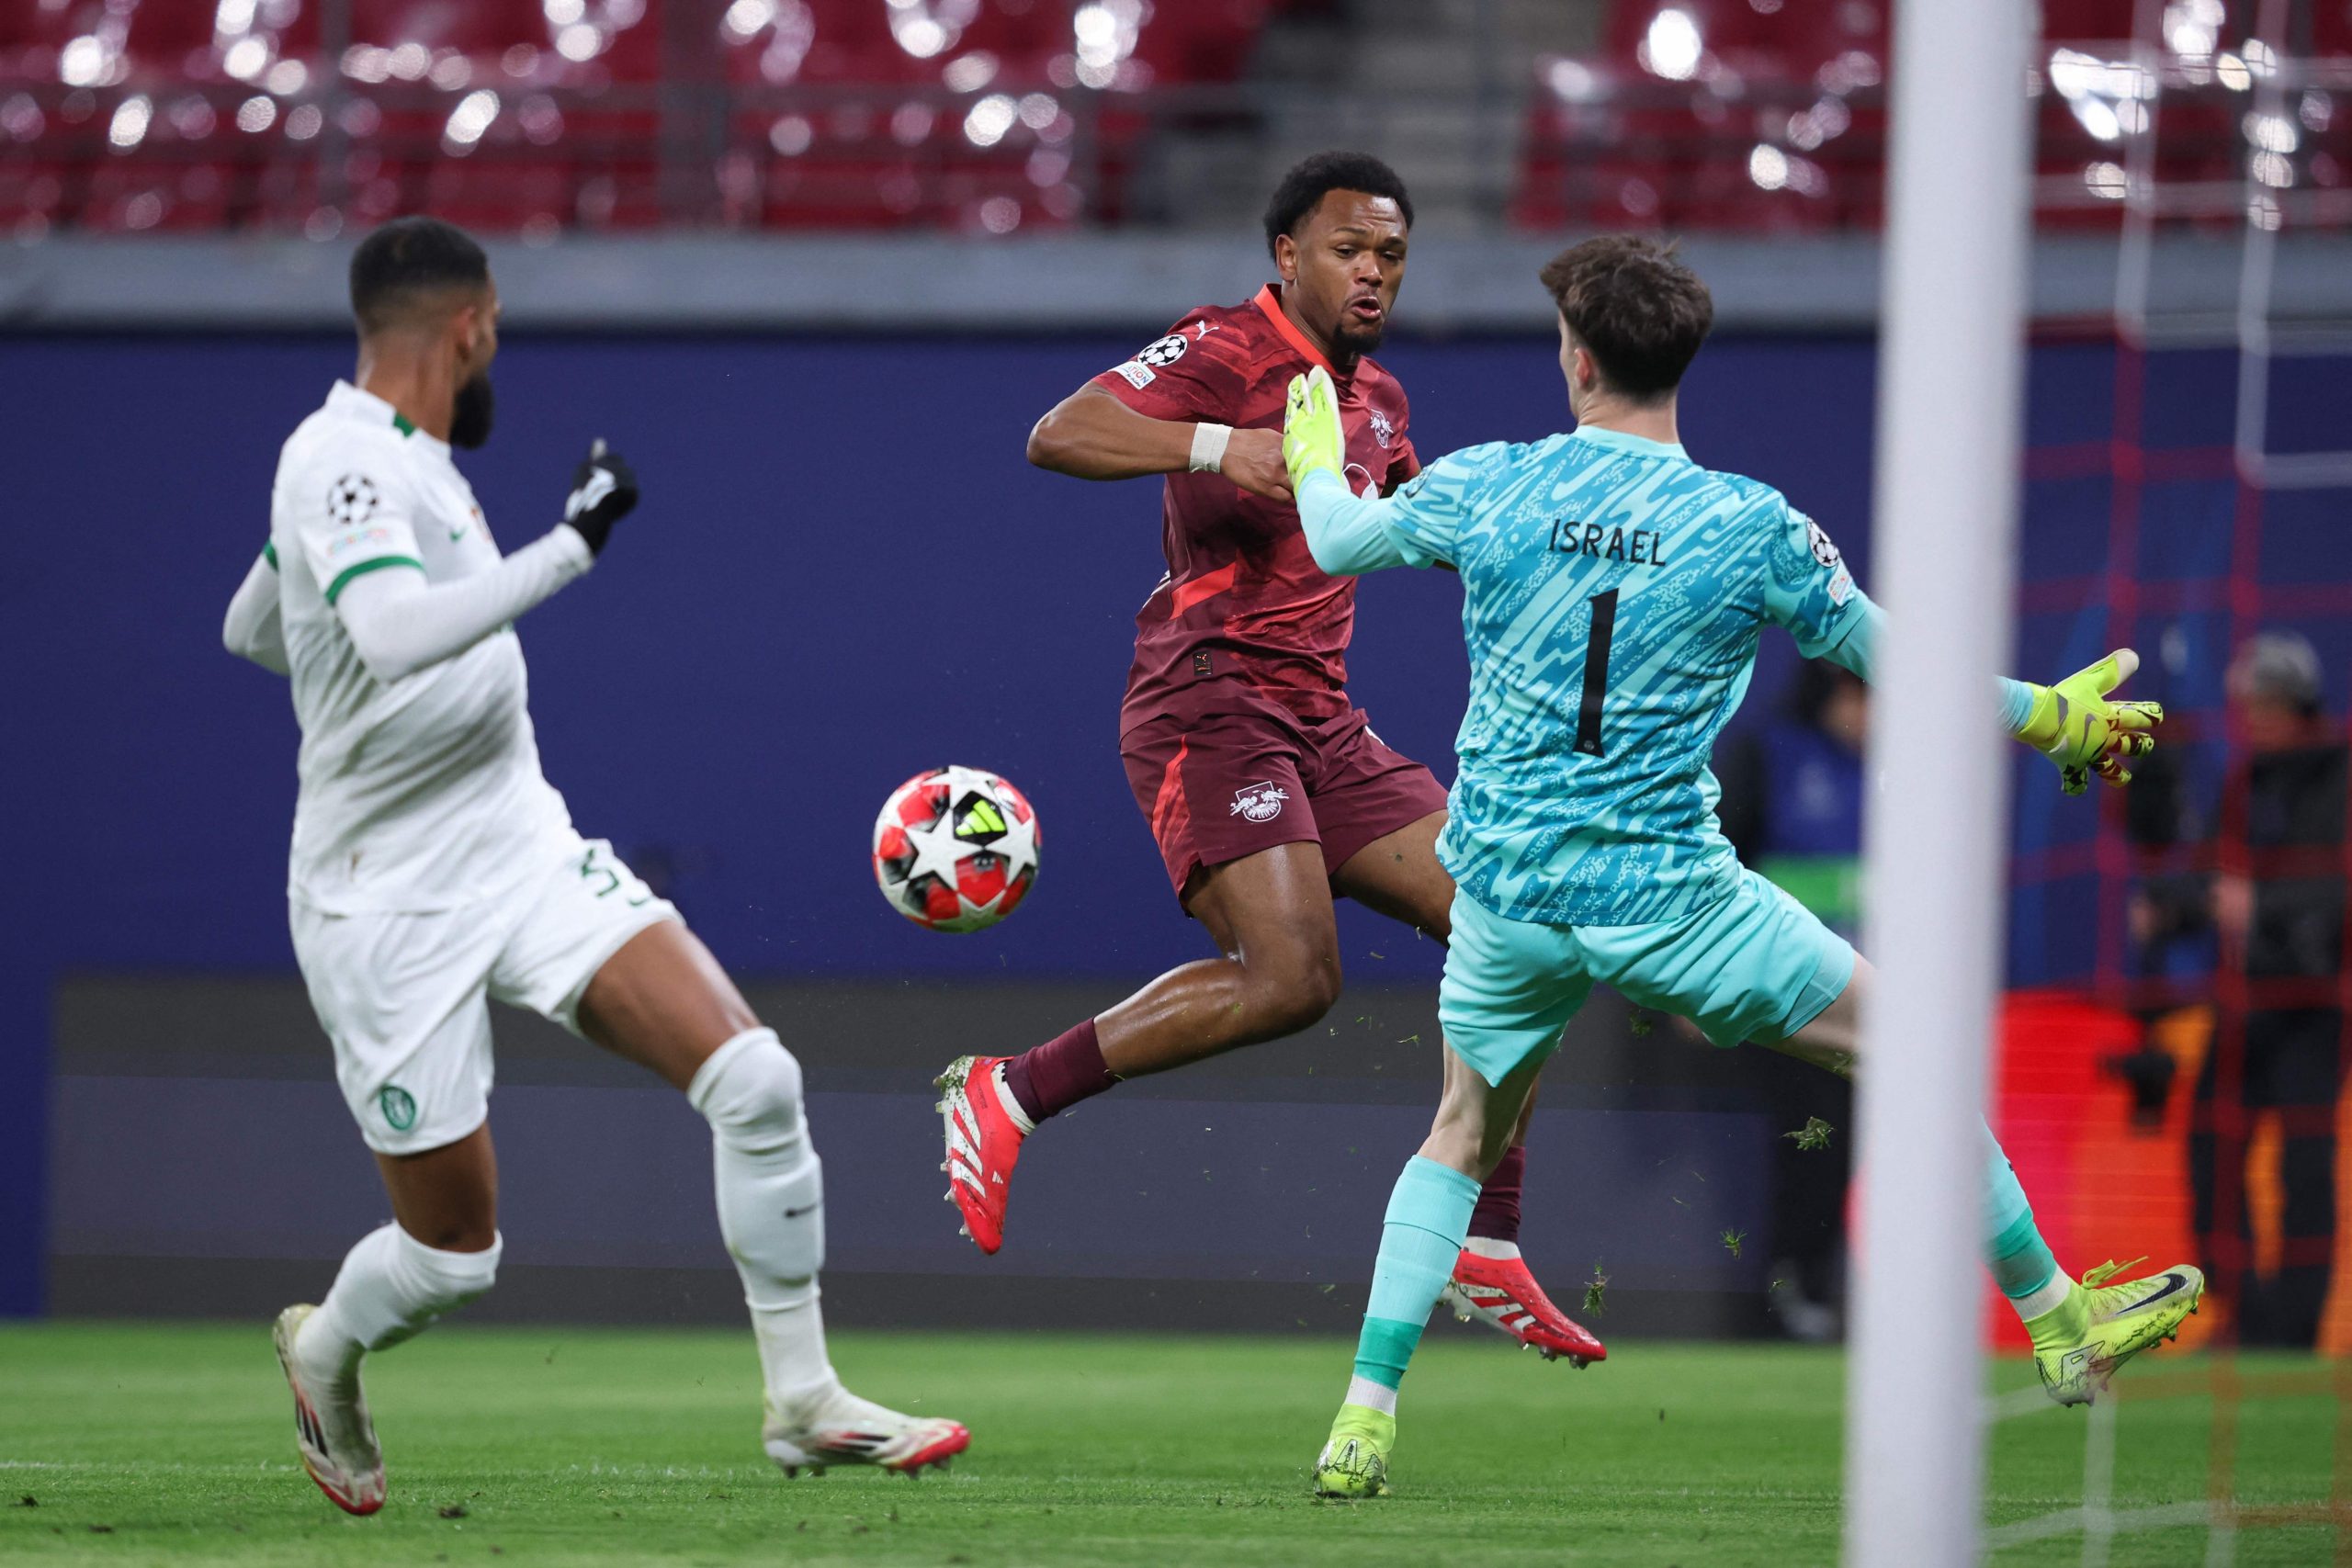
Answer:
[
  {"xmin": 271, "ymin": 1303, "xmax": 387, "ymax": 1516},
  {"xmin": 762, "ymin": 1377, "xmax": 972, "ymax": 1478}
]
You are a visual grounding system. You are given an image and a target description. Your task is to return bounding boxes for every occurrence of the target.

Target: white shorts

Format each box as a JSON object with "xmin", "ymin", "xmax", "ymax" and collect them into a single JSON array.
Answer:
[{"xmin": 290, "ymin": 835, "xmax": 681, "ymax": 1155}]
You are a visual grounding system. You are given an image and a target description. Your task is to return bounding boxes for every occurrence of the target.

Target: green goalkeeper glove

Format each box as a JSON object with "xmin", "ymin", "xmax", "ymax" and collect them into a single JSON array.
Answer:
[
  {"xmin": 2013, "ymin": 649, "xmax": 2164, "ymax": 795},
  {"xmin": 1283, "ymin": 366, "xmax": 1345, "ymax": 493}
]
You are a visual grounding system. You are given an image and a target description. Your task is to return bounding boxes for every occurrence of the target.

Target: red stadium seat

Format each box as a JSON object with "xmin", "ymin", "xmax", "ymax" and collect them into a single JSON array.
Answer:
[
  {"xmin": 1515, "ymin": 0, "xmax": 2289, "ymax": 233},
  {"xmin": 0, "ymin": 0, "xmax": 1258, "ymax": 233}
]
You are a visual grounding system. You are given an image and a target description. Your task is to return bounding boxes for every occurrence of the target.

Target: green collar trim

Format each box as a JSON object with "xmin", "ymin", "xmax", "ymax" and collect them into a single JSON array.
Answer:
[{"xmin": 391, "ymin": 412, "xmax": 418, "ymax": 437}]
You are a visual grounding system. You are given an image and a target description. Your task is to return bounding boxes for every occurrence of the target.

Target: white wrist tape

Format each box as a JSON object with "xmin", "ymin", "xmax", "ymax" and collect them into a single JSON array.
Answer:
[{"xmin": 1188, "ymin": 422, "xmax": 1232, "ymax": 474}]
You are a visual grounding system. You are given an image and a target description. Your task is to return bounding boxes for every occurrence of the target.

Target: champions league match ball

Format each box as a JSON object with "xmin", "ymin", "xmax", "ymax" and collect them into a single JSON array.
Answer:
[{"xmin": 872, "ymin": 766, "xmax": 1041, "ymax": 933}]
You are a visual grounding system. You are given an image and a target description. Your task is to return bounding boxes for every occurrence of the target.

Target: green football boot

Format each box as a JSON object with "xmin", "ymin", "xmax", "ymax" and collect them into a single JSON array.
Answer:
[
  {"xmin": 2028, "ymin": 1257, "xmax": 2204, "ymax": 1406},
  {"xmin": 1311, "ymin": 1404, "xmax": 1395, "ymax": 1499}
]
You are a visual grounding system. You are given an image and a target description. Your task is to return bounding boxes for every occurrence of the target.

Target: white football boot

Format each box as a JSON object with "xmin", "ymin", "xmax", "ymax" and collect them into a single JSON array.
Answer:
[
  {"xmin": 761, "ymin": 1379, "xmax": 970, "ymax": 1478},
  {"xmin": 271, "ymin": 1303, "xmax": 387, "ymax": 1515}
]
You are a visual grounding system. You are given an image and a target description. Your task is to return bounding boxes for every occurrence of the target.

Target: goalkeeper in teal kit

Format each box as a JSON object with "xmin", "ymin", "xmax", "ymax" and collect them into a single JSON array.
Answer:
[{"xmin": 1285, "ymin": 236, "xmax": 2200, "ymax": 1499}]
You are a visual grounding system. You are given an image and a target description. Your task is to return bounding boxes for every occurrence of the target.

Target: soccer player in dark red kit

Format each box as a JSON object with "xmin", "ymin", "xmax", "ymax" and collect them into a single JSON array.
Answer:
[{"xmin": 933, "ymin": 152, "xmax": 1604, "ymax": 1366}]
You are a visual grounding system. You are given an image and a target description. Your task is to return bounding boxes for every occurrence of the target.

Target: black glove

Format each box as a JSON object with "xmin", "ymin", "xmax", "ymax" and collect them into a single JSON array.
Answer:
[{"xmin": 563, "ymin": 440, "xmax": 639, "ymax": 557}]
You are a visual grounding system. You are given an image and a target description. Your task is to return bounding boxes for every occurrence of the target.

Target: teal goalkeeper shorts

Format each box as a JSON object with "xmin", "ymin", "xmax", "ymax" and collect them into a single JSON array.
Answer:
[{"xmin": 1438, "ymin": 870, "xmax": 1858, "ymax": 1086}]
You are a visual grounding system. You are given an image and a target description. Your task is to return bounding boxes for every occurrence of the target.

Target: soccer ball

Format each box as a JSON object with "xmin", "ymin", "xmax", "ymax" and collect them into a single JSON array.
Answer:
[{"xmin": 872, "ymin": 766, "xmax": 1040, "ymax": 933}]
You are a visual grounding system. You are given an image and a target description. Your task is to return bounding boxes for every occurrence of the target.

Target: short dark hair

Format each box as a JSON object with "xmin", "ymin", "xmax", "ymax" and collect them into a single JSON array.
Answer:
[
  {"xmin": 350, "ymin": 216, "xmax": 490, "ymax": 334},
  {"xmin": 1261, "ymin": 151, "xmax": 1413, "ymax": 259},
  {"xmin": 1539, "ymin": 235, "xmax": 1713, "ymax": 402}
]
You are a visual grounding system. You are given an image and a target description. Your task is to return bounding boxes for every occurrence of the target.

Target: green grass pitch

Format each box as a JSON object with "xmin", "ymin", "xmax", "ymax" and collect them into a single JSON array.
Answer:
[{"xmin": 0, "ymin": 1322, "xmax": 2338, "ymax": 1565}]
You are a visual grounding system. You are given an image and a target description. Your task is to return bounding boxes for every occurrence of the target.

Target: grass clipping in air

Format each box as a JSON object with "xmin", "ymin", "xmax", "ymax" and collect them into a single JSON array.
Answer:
[{"xmin": 1783, "ymin": 1117, "xmax": 1834, "ymax": 1152}]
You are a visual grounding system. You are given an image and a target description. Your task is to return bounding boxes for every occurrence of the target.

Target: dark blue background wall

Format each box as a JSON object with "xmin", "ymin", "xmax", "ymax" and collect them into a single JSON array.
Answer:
[
  {"xmin": 5, "ymin": 329, "xmax": 1888, "ymax": 976},
  {"xmin": 13, "ymin": 326, "xmax": 2314, "ymax": 1315}
]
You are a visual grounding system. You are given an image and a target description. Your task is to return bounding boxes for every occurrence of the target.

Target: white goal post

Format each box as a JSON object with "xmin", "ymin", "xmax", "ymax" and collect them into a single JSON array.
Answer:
[{"xmin": 1844, "ymin": 0, "xmax": 2034, "ymax": 1562}]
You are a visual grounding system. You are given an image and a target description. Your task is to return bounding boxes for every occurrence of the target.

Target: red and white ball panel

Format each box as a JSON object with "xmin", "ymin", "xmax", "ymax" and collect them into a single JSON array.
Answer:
[{"xmin": 872, "ymin": 765, "xmax": 1041, "ymax": 933}]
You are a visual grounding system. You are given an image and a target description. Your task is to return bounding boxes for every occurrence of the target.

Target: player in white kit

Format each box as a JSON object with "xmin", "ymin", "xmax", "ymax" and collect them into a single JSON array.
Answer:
[{"xmin": 220, "ymin": 217, "xmax": 967, "ymax": 1513}]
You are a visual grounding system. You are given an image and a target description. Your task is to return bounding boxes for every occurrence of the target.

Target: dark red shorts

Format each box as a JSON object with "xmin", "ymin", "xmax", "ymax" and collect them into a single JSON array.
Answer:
[{"xmin": 1119, "ymin": 704, "xmax": 1450, "ymax": 904}]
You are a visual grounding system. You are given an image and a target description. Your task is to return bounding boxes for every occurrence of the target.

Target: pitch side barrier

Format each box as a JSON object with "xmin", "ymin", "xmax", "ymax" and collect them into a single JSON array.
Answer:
[{"xmin": 5, "ymin": 232, "xmax": 2351, "ymax": 334}]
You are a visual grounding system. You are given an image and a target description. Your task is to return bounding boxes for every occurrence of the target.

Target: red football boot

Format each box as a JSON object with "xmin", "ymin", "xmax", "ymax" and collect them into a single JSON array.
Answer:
[
  {"xmin": 1444, "ymin": 1248, "xmax": 1610, "ymax": 1367},
  {"xmin": 935, "ymin": 1054, "xmax": 1027, "ymax": 1255}
]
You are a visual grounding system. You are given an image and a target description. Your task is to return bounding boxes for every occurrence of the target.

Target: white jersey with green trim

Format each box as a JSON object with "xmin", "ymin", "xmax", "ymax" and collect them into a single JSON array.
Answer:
[{"xmin": 268, "ymin": 379, "xmax": 573, "ymax": 914}]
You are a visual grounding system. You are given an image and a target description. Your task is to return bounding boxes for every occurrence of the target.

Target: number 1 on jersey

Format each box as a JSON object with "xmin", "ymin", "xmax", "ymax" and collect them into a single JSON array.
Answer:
[{"xmin": 1575, "ymin": 589, "xmax": 1618, "ymax": 757}]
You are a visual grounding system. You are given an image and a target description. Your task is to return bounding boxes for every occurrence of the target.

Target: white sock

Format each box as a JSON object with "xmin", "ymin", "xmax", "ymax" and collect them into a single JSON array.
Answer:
[
  {"xmin": 297, "ymin": 1222, "xmax": 502, "ymax": 1387},
  {"xmin": 749, "ymin": 1297, "xmax": 835, "ymax": 1416},
  {"xmin": 1462, "ymin": 1236, "xmax": 1521, "ymax": 1261},
  {"xmin": 1345, "ymin": 1374, "xmax": 1399, "ymax": 1416},
  {"xmin": 689, "ymin": 1027, "xmax": 834, "ymax": 1409},
  {"xmin": 2012, "ymin": 1269, "xmax": 2076, "ymax": 1323}
]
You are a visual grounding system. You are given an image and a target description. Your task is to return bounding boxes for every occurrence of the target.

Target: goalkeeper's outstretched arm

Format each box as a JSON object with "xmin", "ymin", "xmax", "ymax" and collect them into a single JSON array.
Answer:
[
  {"xmin": 1284, "ymin": 366, "xmax": 1469, "ymax": 576},
  {"xmin": 1818, "ymin": 598, "xmax": 2163, "ymax": 794}
]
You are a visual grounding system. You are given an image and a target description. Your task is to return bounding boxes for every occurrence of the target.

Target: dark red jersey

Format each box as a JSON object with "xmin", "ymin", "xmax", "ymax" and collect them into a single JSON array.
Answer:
[{"xmin": 1091, "ymin": 285, "xmax": 1419, "ymax": 735}]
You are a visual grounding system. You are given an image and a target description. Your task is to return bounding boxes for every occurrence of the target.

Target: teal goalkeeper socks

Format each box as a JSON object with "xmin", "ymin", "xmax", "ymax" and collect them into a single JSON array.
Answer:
[
  {"xmin": 1982, "ymin": 1123, "xmax": 2060, "ymax": 1302},
  {"xmin": 1351, "ymin": 1156, "xmax": 1482, "ymax": 1391}
]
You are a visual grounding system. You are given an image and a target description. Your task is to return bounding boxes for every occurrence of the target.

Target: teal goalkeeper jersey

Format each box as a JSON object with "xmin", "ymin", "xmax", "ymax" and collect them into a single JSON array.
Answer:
[{"xmin": 1298, "ymin": 424, "xmax": 1872, "ymax": 928}]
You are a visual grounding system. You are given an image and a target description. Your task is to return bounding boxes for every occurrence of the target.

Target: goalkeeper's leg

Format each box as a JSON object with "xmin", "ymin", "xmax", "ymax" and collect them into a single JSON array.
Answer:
[
  {"xmin": 1770, "ymin": 960, "xmax": 2200, "ymax": 1405},
  {"xmin": 1331, "ymin": 814, "xmax": 1605, "ymax": 1367},
  {"xmin": 1315, "ymin": 894, "xmax": 1584, "ymax": 1498},
  {"xmin": 1317, "ymin": 1047, "xmax": 1549, "ymax": 1498}
]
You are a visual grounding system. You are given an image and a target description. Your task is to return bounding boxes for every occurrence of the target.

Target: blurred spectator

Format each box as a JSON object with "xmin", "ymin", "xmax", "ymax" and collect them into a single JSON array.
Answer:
[
  {"xmin": 2133, "ymin": 631, "xmax": 2347, "ymax": 1347},
  {"xmin": 1714, "ymin": 661, "xmax": 1867, "ymax": 1340}
]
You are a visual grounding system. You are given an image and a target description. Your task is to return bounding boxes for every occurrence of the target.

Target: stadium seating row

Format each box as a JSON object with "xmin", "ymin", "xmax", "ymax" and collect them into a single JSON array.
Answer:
[
  {"xmin": 6, "ymin": 0, "xmax": 2347, "ymax": 235},
  {"xmin": 1514, "ymin": 0, "xmax": 2352, "ymax": 232},
  {"xmin": 0, "ymin": 0, "xmax": 1272, "ymax": 233}
]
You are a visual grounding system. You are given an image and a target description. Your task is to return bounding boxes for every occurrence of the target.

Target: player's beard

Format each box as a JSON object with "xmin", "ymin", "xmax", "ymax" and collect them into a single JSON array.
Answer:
[
  {"xmin": 449, "ymin": 370, "xmax": 495, "ymax": 449},
  {"xmin": 1330, "ymin": 314, "xmax": 1386, "ymax": 363}
]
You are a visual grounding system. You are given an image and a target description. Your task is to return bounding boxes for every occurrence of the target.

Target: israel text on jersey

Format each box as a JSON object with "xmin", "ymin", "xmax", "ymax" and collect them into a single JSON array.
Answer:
[{"xmin": 1363, "ymin": 425, "xmax": 1864, "ymax": 928}]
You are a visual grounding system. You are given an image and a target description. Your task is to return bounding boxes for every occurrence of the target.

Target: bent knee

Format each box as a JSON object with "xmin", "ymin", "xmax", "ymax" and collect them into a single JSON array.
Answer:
[
  {"xmin": 689, "ymin": 1028, "xmax": 806, "ymax": 1146},
  {"xmin": 1243, "ymin": 960, "xmax": 1343, "ymax": 1038},
  {"xmin": 396, "ymin": 1224, "xmax": 503, "ymax": 1299},
  {"xmin": 406, "ymin": 1220, "xmax": 500, "ymax": 1255}
]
